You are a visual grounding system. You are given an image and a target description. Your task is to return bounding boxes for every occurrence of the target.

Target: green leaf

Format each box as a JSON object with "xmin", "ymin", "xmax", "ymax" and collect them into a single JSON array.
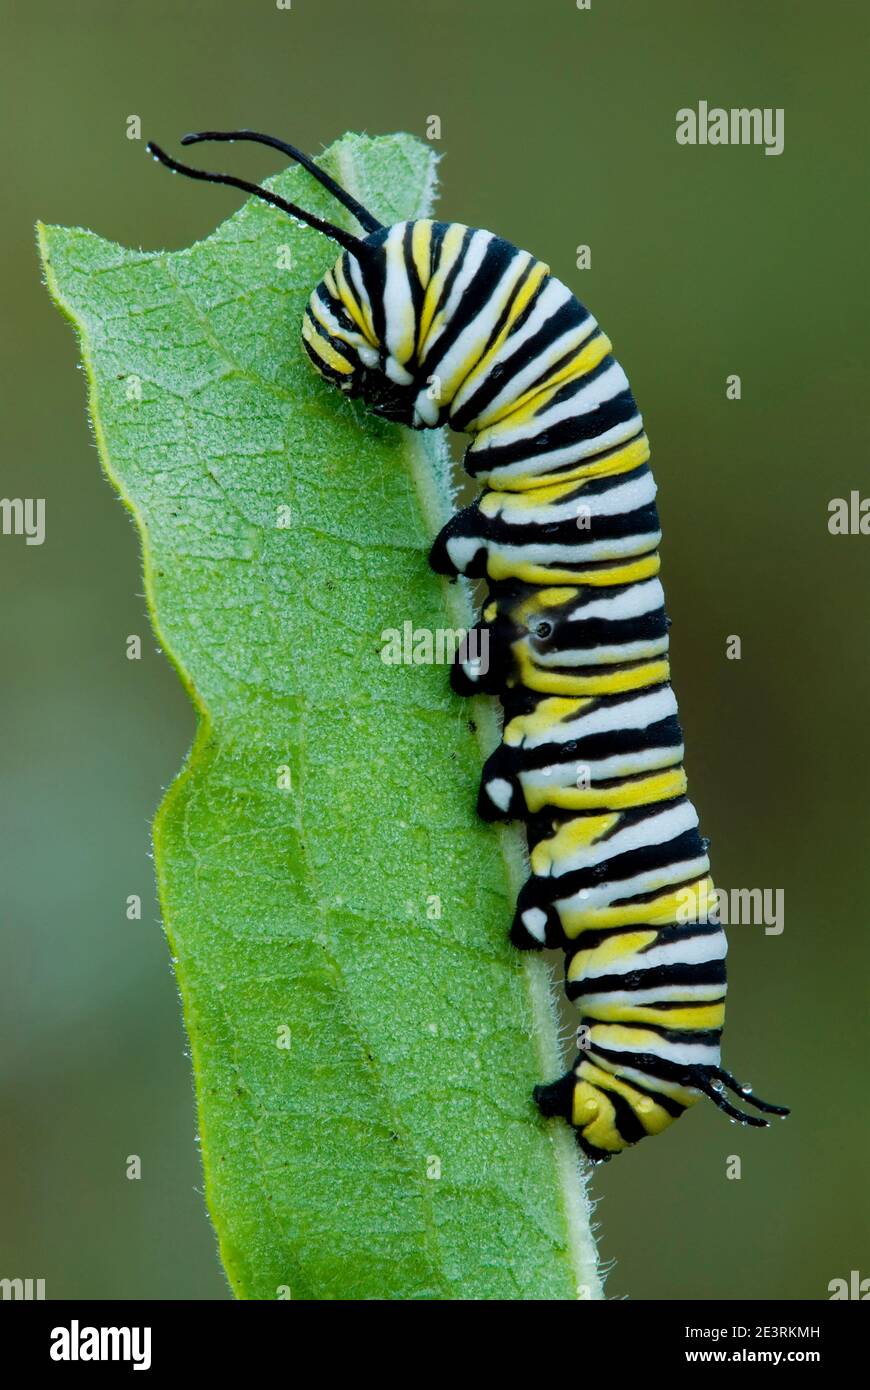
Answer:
[{"xmin": 39, "ymin": 132, "xmax": 600, "ymax": 1300}]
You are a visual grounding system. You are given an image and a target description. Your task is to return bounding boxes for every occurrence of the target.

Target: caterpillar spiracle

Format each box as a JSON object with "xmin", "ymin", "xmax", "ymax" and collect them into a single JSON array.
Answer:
[{"xmin": 148, "ymin": 130, "xmax": 790, "ymax": 1163}]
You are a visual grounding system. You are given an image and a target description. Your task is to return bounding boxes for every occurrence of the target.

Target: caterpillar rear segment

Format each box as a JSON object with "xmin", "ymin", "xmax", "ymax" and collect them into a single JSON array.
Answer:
[
  {"xmin": 434, "ymin": 494, "xmax": 788, "ymax": 1159},
  {"xmin": 432, "ymin": 464, "xmax": 788, "ymax": 1158},
  {"xmin": 147, "ymin": 129, "xmax": 789, "ymax": 1162}
]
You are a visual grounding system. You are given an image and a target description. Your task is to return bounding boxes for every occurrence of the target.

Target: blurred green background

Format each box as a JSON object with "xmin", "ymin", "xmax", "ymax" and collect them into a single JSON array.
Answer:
[{"xmin": 2, "ymin": 0, "xmax": 867, "ymax": 1300}]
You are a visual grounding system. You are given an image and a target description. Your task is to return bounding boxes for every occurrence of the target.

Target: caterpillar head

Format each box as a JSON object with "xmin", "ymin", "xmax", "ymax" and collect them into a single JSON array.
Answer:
[
  {"xmin": 300, "ymin": 231, "xmax": 423, "ymax": 428},
  {"xmin": 146, "ymin": 129, "xmax": 429, "ymax": 427}
]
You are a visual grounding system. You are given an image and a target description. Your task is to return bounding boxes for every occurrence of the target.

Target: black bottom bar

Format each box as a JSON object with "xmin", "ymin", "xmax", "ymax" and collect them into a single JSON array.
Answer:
[{"xmin": 1, "ymin": 1297, "xmax": 863, "ymax": 1374}]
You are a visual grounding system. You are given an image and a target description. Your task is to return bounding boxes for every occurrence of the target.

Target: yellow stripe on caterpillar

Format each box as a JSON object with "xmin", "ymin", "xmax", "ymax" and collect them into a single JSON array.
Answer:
[
  {"xmin": 529, "ymin": 813, "xmax": 621, "ymax": 874},
  {"xmin": 583, "ymin": 1001, "xmax": 726, "ymax": 1030},
  {"xmin": 568, "ymin": 932, "xmax": 659, "ymax": 976},
  {"xmin": 487, "ymin": 551, "xmax": 661, "ymax": 587},
  {"xmin": 510, "ymin": 648, "xmax": 670, "ymax": 697},
  {"xmin": 483, "ymin": 431, "xmax": 651, "ymax": 493},
  {"xmin": 479, "ymin": 331, "xmax": 612, "ymax": 434},
  {"xmin": 301, "ymin": 317, "xmax": 355, "ymax": 375},
  {"xmin": 417, "ymin": 222, "xmax": 469, "ymax": 348},
  {"xmin": 520, "ymin": 765, "xmax": 688, "ymax": 814},
  {"xmin": 558, "ymin": 874, "xmax": 717, "ymax": 936},
  {"xmin": 503, "ymin": 695, "xmax": 595, "ymax": 745},
  {"xmin": 332, "ymin": 258, "xmax": 377, "ymax": 346}
]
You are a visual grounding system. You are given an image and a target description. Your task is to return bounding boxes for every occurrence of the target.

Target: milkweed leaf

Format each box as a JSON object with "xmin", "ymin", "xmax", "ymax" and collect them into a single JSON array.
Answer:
[{"xmin": 38, "ymin": 132, "xmax": 600, "ymax": 1300}]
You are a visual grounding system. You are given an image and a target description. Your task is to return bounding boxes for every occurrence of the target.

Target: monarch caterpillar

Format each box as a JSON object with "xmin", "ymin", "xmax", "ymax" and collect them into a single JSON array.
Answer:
[{"xmin": 148, "ymin": 130, "xmax": 789, "ymax": 1162}]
